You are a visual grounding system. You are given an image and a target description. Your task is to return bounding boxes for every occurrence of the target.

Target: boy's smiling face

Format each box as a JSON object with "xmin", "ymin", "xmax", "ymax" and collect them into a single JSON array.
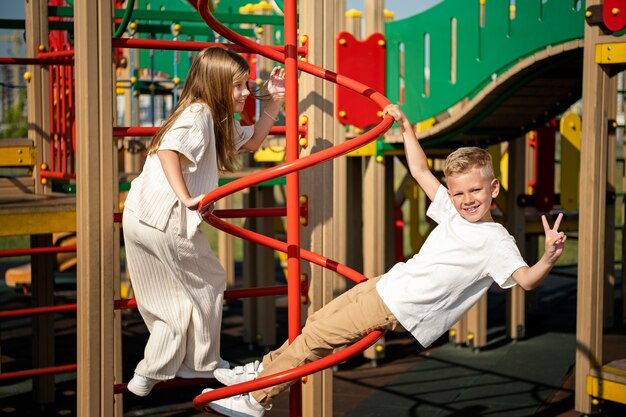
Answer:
[{"xmin": 446, "ymin": 167, "xmax": 500, "ymax": 223}]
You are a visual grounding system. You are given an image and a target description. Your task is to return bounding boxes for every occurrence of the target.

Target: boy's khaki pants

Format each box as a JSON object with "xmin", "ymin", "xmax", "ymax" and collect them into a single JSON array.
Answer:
[{"xmin": 253, "ymin": 275, "xmax": 402, "ymax": 404}]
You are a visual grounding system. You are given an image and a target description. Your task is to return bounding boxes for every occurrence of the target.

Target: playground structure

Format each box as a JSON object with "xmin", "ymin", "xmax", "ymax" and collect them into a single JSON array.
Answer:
[{"xmin": 0, "ymin": 0, "xmax": 625, "ymax": 416}]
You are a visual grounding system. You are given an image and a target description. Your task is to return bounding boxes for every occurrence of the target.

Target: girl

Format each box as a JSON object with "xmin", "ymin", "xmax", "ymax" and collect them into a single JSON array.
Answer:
[{"xmin": 122, "ymin": 47, "xmax": 285, "ymax": 396}]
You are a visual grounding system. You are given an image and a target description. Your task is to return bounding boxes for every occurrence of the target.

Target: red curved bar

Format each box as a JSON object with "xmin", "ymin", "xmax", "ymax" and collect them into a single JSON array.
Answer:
[
  {"xmin": 39, "ymin": 170, "xmax": 76, "ymax": 180},
  {"xmin": 192, "ymin": 329, "xmax": 383, "ymax": 410},
  {"xmin": 113, "ymin": 126, "xmax": 158, "ymax": 137},
  {"xmin": 0, "ymin": 303, "xmax": 77, "ymax": 319},
  {"xmin": 112, "ymin": 38, "xmax": 305, "ymax": 55},
  {"xmin": 112, "ymin": 284, "xmax": 292, "ymax": 312},
  {"xmin": 113, "ymin": 125, "xmax": 295, "ymax": 137},
  {"xmin": 207, "ymin": 214, "xmax": 367, "ymax": 284},
  {"xmin": 0, "ymin": 364, "xmax": 77, "ymax": 380},
  {"xmin": 212, "ymin": 207, "xmax": 288, "ymax": 219},
  {"xmin": 179, "ymin": 1, "xmax": 393, "ymax": 412},
  {"xmin": 38, "ymin": 50, "xmax": 75, "ymax": 59},
  {"xmin": 0, "ymin": 57, "xmax": 74, "ymax": 66},
  {"xmin": 0, "ymin": 246, "xmax": 76, "ymax": 258}
]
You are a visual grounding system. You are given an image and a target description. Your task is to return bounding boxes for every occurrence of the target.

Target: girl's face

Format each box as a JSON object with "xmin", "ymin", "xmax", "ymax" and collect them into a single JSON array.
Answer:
[
  {"xmin": 232, "ymin": 74, "xmax": 250, "ymax": 113},
  {"xmin": 446, "ymin": 167, "xmax": 499, "ymax": 223}
]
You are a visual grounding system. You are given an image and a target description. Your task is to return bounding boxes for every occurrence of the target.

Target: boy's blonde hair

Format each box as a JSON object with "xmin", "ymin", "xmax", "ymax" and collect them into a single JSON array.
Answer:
[
  {"xmin": 443, "ymin": 147, "xmax": 495, "ymax": 180},
  {"xmin": 147, "ymin": 47, "xmax": 250, "ymax": 172}
]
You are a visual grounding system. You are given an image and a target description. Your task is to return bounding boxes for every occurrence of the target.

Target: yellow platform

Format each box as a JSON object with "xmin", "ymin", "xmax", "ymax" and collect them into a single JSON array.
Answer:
[{"xmin": 587, "ymin": 359, "xmax": 626, "ymax": 405}]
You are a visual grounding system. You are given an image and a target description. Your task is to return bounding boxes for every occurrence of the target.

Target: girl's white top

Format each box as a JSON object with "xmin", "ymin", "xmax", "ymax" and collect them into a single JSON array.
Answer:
[
  {"xmin": 125, "ymin": 103, "xmax": 253, "ymax": 238},
  {"xmin": 376, "ymin": 184, "xmax": 528, "ymax": 347}
]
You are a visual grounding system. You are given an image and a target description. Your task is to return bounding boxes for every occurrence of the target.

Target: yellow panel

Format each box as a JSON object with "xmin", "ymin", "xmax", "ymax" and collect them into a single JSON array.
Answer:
[
  {"xmin": 348, "ymin": 140, "xmax": 376, "ymax": 157},
  {"xmin": 587, "ymin": 375, "xmax": 626, "ymax": 404},
  {"xmin": 500, "ymin": 151, "xmax": 509, "ymax": 190},
  {"xmin": 595, "ymin": 42, "xmax": 626, "ymax": 64},
  {"xmin": 0, "ymin": 146, "xmax": 37, "ymax": 166},
  {"xmin": 560, "ymin": 112, "xmax": 581, "ymax": 211},
  {"xmin": 0, "ymin": 211, "xmax": 76, "ymax": 237},
  {"xmin": 254, "ymin": 146, "xmax": 285, "ymax": 162},
  {"xmin": 416, "ymin": 117, "xmax": 436, "ymax": 132}
]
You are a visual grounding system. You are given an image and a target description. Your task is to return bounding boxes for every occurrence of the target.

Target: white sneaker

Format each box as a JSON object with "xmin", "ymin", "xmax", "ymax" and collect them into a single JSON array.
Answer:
[
  {"xmin": 213, "ymin": 361, "xmax": 263, "ymax": 386},
  {"xmin": 127, "ymin": 373, "xmax": 160, "ymax": 397},
  {"xmin": 176, "ymin": 359, "xmax": 230, "ymax": 379},
  {"xmin": 203, "ymin": 388, "xmax": 268, "ymax": 417}
]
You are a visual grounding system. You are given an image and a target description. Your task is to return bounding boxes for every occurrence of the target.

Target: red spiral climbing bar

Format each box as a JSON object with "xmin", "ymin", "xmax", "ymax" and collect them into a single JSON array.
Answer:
[{"xmin": 188, "ymin": 0, "xmax": 394, "ymax": 414}]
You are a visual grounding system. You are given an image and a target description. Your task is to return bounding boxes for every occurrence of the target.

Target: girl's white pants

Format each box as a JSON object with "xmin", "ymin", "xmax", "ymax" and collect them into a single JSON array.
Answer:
[{"xmin": 123, "ymin": 205, "xmax": 226, "ymax": 379}]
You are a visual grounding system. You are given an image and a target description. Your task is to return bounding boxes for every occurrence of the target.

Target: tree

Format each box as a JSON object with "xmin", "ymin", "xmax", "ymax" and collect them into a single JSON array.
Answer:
[{"xmin": 1, "ymin": 89, "xmax": 28, "ymax": 139}]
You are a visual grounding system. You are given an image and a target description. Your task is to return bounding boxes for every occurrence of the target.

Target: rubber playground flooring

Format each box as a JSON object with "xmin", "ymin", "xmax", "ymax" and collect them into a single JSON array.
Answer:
[{"xmin": 1, "ymin": 265, "xmax": 625, "ymax": 417}]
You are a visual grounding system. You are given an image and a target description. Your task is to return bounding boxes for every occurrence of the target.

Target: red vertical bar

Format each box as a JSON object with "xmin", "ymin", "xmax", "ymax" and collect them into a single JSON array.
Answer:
[
  {"xmin": 66, "ymin": 50, "xmax": 76, "ymax": 173},
  {"xmin": 48, "ymin": 61, "xmax": 56, "ymax": 172},
  {"xmin": 60, "ymin": 60, "xmax": 67, "ymax": 174},
  {"xmin": 534, "ymin": 120, "xmax": 556, "ymax": 212},
  {"xmin": 284, "ymin": 1, "xmax": 302, "ymax": 416},
  {"xmin": 54, "ymin": 47, "xmax": 62, "ymax": 174}
]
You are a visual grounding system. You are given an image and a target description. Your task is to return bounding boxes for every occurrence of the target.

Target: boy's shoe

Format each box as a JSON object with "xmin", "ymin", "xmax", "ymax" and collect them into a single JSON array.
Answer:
[
  {"xmin": 127, "ymin": 373, "xmax": 160, "ymax": 397},
  {"xmin": 203, "ymin": 388, "xmax": 268, "ymax": 417},
  {"xmin": 213, "ymin": 360, "xmax": 263, "ymax": 386},
  {"xmin": 176, "ymin": 359, "xmax": 230, "ymax": 379}
]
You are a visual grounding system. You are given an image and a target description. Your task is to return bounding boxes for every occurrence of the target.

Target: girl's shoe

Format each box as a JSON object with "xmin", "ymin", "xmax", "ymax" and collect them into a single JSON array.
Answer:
[
  {"xmin": 127, "ymin": 373, "xmax": 160, "ymax": 396},
  {"xmin": 203, "ymin": 388, "xmax": 269, "ymax": 417},
  {"xmin": 213, "ymin": 361, "xmax": 263, "ymax": 386}
]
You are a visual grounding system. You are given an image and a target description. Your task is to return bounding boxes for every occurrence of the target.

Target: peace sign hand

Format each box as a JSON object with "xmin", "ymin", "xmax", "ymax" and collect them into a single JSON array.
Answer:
[{"xmin": 541, "ymin": 213, "xmax": 567, "ymax": 263}]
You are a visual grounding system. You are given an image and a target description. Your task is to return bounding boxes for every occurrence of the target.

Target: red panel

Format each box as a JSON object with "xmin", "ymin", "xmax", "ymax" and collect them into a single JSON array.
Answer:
[
  {"xmin": 534, "ymin": 120, "xmax": 556, "ymax": 213},
  {"xmin": 335, "ymin": 32, "xmax": 386, "ymax": 129},
  {"xmin": 603, "ymin": 0, "xmax": 626, "ymax": 32},
  {"xmin": 241, "ymin": 53, "xmax": 257, "ymax": 126}
]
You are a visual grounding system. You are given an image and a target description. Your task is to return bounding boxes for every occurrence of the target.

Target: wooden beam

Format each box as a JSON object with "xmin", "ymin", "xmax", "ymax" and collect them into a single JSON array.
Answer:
[
  {"xmin": 506, "ymin": 137, "xmax": 527, "ymax": 340},
  {"xmin": 25, "ymin": 0, "xmax": 49, "ymax": 195},
  {"xmin": 299, "ymin": 1, "xmax": 336, "ymax": 416},
  {"xmin": 74, "ymin": 0, "xmax": 116, "ymax": 416},
  {"xmin": 576, "ymin": 0, "xmax": 612, "ymax": 412}
]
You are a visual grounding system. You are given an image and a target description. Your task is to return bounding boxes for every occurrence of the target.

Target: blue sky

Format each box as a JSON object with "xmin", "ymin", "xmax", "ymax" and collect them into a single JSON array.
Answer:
[{"xmin": 345, "ymin": 0, "xmax": 441, "ymax": 20}]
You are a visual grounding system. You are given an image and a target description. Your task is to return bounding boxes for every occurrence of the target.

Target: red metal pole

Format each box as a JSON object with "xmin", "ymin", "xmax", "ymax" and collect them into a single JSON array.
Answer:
[
  {"xmin": 0, "ymin": 364, "xmax": 77, "ymax": 380},
  {"xmin": 54, "ymin": 47, "xmax": 61, "ymax": 173},
  {"xmin": 48, "ymin": 63, "xmax": 55, "ymax": 173},
  {"xmin": 111, "ymin": 37, "xmax": 305, "ymax": 55},
  {"xmin": 0, "ymin": 57, "xmax": 75, "ymax": 65},
  {"xmin": 60, "ymin": 50, "xmax": 68, "ymax": 175},
  {"xmin": 112, "ymin": 125, "xmax": 297, "ymax": 137},
  {"xmin": 0, "ymin": 246, "xmax": 76, "ymax": 258},
  {"xmin": 0, "ymin": 303, "xmax": 77, "ymax": 319},
  {"xmin": 282, "ymin": 1, "xmax": 303, "ymax": 415}
]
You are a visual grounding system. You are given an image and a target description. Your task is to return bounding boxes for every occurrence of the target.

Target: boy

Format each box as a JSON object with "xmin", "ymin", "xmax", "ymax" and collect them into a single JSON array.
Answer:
[{"xmin": 204, "ymin": 104, "xmax": 567, "ymax": 417}]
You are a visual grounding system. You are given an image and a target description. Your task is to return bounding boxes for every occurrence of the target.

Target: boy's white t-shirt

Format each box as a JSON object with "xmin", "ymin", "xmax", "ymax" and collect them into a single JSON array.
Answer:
[
  {"xmin": 376, "ymin": 184, "xmax": 527, "ymax": 348},
  {"xmin": 124, "ymin": 103, "xmax": 253, "ymax": 238}
]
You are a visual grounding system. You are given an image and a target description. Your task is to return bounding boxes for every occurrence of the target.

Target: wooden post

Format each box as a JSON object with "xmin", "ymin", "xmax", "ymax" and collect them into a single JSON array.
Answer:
[
  {"xmin": 74, "ymin": 1, "xmax": 116, "ymax": 416},
  {"xmin": 360, "ymin": 0, "xmax": 388, "ymax": 365},
  {"xmin": 506, "ymin": 137, "xmax": 527, "ymax": 340},
  {"xmin": 343, "ymin": 6, "xmax": 364, "ymax": 282},
  {"xmin": 25, "ymin": 0, "xmax": 50, "ymax": 194},
  {"xmin": 30, "ymin": 234, "xmax": 55, "ymax": 407},
  {"xmin": 299, "ymin": 0, "xmax": 337, "ymax": 415},
  {"xmin": 217, "ymin": 194, "xmax": 235, "ymax": 288},
  {"xmin": 333, "ymin": 0, "xmax": 350, "ymax": 298},
  {"xmin": 575, "ymin": 0, "xmax": 613, "ymax": 411},
  {"xmin": 24, "ymin": 0, "xmax": 55, "ymax": 408}
]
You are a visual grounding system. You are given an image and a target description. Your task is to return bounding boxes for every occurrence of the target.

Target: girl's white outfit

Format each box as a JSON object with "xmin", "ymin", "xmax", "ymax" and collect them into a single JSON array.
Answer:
[{"xmin": 123, "ymin": 103, "xmax": 252, "ymax": 380}]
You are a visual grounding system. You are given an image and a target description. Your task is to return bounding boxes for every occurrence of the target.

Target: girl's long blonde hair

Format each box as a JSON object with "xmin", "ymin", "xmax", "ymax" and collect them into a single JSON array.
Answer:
[{"xmin": 147, "ymin": 47, "xmax": 250, "ymax": 172}]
